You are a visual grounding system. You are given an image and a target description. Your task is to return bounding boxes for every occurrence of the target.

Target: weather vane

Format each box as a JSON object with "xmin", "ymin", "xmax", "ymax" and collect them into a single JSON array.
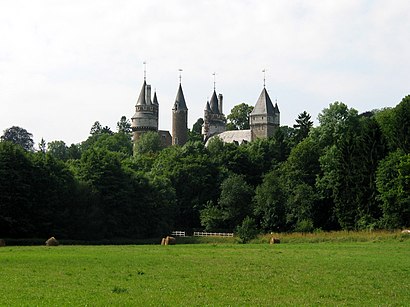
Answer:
[
  {"xmin": 212, "ymin": 72, "xmax": 216, "ymax": 90},
  {"xmin": 143, "ymin": 61, "xmax": 147, "ymax": 81},
  {"xmin": 262, "ymin": 69, "xmax": 266, "ymax": 88},
  {"xmin": 179, "ymin": 69, "xmax": 183, "ymax": 84}
]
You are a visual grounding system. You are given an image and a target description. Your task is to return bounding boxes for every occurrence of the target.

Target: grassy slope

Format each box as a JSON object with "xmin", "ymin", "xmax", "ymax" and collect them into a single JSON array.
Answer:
[{"xmin": 0, "ymin": 241, "xmax": 409, "ymax": 306}]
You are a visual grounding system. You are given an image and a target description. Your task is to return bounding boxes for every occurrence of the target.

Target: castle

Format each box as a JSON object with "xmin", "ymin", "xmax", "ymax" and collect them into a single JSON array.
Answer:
[{"xmin": 131, "ymin": 76, "xmax": 280, "ymax": 150}]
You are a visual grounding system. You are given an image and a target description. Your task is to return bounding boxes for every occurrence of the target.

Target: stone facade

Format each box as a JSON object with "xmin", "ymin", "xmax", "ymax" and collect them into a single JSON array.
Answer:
[
  {"xmin": 131, "ymin": 77, "xmax": 280, "ymax": 151},
  {"xmin": 172, "ymin": 83, "xmax": 188, "ymax": 146}
]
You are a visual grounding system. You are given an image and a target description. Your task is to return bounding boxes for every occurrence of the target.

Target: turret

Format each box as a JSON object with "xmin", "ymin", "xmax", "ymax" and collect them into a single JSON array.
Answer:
[
  {"xmin": 172, "ymin": 82, "xmax": 188, "ymax": 146},
  {"xmin": 249, "ymin": 87, "xmax": 279, "ymax": 141},
  {"xmin": 202, "ymin": 89, "xmax": 226, "ymax": 141},
  {"xmin": 131, "ymin": 80, "xmax": 159, "ymax": 143}
]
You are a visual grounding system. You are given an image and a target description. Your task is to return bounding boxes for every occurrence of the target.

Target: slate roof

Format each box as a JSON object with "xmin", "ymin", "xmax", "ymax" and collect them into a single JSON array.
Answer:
[
  {"xmin": 135, "ymin": 81, "xmax": 147, "ymax": 106},
  {"xmin": 251, "ymin": 88, "xmax": 275, "ymax": 115},
  {"xmin": 173, "ymin": 83, "xmax": 188, "ymax": 111},
  {"xmin": 153, "ymin": 91, "xmax": 159, "ymax": 105},
  {"xmin": 206, "ymin": 130, "xmax": 252, "ymax": 146},
  {"xmin": 209, "ymin": 90, "xmax": 220, "ymax": 114}
]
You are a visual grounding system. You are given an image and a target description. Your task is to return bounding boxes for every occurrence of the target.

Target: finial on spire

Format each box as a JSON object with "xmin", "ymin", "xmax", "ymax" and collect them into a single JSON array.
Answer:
[
  {"xmin": 143, "ymin": 61, "xmax": 147, "ymax": 81},
  {"xmin": 179, "ymin": 69, "xmax": 183, "ymax": 84},
  {"xmin": 212, "ymin": 72, "xmax": 216, "ymax": 90},
  {"xmin": 262, "ymin": 69, "xmax": 266, "ymax": 88}
]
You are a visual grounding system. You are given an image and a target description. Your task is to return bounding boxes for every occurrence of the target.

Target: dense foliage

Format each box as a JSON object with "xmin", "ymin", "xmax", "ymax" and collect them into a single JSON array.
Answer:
[{"xmin": 1, "ymin": 96, "xmax": 409, "ymax": 240}]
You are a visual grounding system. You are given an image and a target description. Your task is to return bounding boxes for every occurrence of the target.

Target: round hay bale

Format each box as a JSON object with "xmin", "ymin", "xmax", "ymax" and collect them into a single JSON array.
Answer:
[
  {"xmin": 269, "ymin": 237, "xmax": 280, "ymax": 244},
  {"xmin": 401, "ymin": 229, "xmax": 410, "ymax": 234},
  {"xmin": 0, "ymin": 239, "xmax": 5, "ymax": 247},
  {"xmin": 166, "ymin": 236, "xmax": 176, "ymax": 245},
  {"xmin": 45, "ymin": 237, "xmax": 59, "ymax": 246},
  {"xmin": 161, "ymin": 238, "xmax": 166, "ymax": 245}
]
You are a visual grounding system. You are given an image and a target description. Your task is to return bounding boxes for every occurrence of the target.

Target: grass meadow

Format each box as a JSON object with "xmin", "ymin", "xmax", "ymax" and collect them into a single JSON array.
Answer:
[{"xmin": 0, "ymin": 234, "xmax": 409, "ymax": 306}]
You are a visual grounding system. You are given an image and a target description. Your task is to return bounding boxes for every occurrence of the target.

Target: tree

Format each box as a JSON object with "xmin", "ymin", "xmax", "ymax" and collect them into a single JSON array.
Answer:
[
  {"xmin": 134, "ymin": 131, "xmax": 162, "ymax": 155},
  {"xmin": 236, "ymin": 216, "xmax": 258, "ymax": 243},
  {"xmin": 188, "ymin": 118, "xmax": 204, "ymax": 142},
  {"xmin": 200, "ymin": 173, "xmax": 255, "ymax": 231},
  {"xmin": 39, "ymin": 138, "xmax": 47, "ymax": 154},
  {"xmin": 226, "ymin": 103, "xmax": 254, "ymax": 130},
  {"xmin": 376, "ymin": 150, "xmax": 410, "ymax": 229},
  {"xmin": 254, "ymin": 169, "xmax": 286, "ymax": 232},
  {"xmin": 48, "ymin": 140, "xmax": 69, "ymax": 161},
  {"xmin": 1, "ymin": 126, "xmax": 34, "ymax": 151},
  {"xmin": 151, "ymin": 142, "xmax": 219, "ymax": 229},
  {"xmin": 117, "ymin": 116, "xmax": 132, "ymax": 134},
  {"xmin": 376, "ymin": 95, "xmax": 410, "ymax": 153},
  {"xmin": 293, "ymin": 111, "xmax": 313, "ymax": 144},
  {"xmin": 0, "ymin": 141, "xmax": 35, "ymax": 236}
]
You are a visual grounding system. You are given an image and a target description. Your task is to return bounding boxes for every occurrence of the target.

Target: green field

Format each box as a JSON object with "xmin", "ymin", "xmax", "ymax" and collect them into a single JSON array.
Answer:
[{"xmin": 1, "ymin": 240, "xmax": 409, "ymax": 306}]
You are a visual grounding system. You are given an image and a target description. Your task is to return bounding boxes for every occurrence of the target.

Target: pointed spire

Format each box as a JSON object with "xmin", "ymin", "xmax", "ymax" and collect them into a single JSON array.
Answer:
[
  {"xmin": 153, "ymin": 91, "xmax": 159, "ymax": 105},
  {"xmin": 274, "ymin": 100, "xmax": 280, "ymax": 113},
  {"xmin": 209, "ymin": 90, "xmax": 220, "ymax": 114},
  {"xmin": 173, "ymin": 83, "xmax": 188, "ymax": 111},
  {"xmin": 251, "ymin": 87, "xmax": 275, "ymax": 115},
  {"xmin": 205, "ymin": 101, "xmax": 211, "ymax": 112},
  {"xmin": 135, "ymin": 80, "xmax": 147, "ymax": 106}
]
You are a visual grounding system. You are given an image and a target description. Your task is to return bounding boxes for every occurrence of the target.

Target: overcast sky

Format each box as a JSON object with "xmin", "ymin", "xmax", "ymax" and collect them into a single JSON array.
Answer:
[{"xmin": 1, "ymin": 0, "xmax": 409, "ymax": 147}]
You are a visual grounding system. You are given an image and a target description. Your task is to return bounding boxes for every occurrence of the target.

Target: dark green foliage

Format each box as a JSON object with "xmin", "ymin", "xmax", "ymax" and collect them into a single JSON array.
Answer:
[
  {"xmin": 254, "ymin": 169, "xmax": 286, "ymax": 232},
  {"xmin": 116, "ymin": 116, "xmax": 132, "ymax": 134},
  {"xmin": 1, "ymin": 126, "xmax": 34, "ymax": 151},
  {"xmin": 2, "ymin": 95, "xmax": 410, "ymax": 240},
  {"xmin": 293, "ymin": 111, "xmax": 313, "ymax": 144},
  {"xmin": 188, "ymin": 118, "xmax": 204, "ymax": 142},
  {"xmin": 226, "ymin": 103, "xmax": 254, "ymax": 130},
  {"xmin": 134, "ymin": 131, "xmax": 162, "ymax": 155},
  {"xmin": 236, "ymin": 216, "xmax": 258, "ymax": 243},
  {"xmin": 200, "ymin": 174, "xmax": 253, "ymax": 231},
  {"xmin": 376, "ymin": 150, "xmax": 410, "ymax": 229}
]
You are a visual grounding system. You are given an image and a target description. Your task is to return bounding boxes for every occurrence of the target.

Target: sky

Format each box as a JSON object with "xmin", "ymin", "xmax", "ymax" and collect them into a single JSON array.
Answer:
[{"xmin": 1, "ymin": 0, "xmax": 409, "ymax": 147}]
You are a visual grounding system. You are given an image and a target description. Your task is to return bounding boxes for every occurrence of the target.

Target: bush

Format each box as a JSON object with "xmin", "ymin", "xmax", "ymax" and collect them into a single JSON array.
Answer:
[{"xmin": 236, "ymin": 217, "xmax": 259, "ymax": 243}]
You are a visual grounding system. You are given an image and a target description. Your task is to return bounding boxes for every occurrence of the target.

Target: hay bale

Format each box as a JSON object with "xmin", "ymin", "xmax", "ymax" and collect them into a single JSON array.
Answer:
[
  {"xmin": 164, "ymin": 236, "xmax": 176, "ymax": 245},
  {"xmin": 45, "ymin": 237, "xmax": 59, "ymax": 246},
  {"xmin": 402, "ymin": 229, "xmax": 410, "ymax": 234},
  {"xmin": 0, "ymin": 239, "xmax": 5, "ymax": 247},
  {"xmin": 161, "ymin": 237, "xmax": 166, "ymax": 245},
  {"xmin": 270, "ymin": 237, "xmax": 280, "ymax": 244},
  {"xmin": 167, "ymin": 236, "xmax": 176, "ymax": 245}
]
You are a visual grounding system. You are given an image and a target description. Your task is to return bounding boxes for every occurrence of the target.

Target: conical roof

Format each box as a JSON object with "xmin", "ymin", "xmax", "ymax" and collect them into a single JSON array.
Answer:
[
  {"xmin": 135, "ymin": 81, "xmax": 147, "ymax": 106},
  {"xmin": 209, "ymin": 90, "xmax": 220, "ymax": 114},
  {"xmin": 251, "ymin": 87, "xmax": 275, "ymax": 115},
  {"xmin": 205, "ymin": 101, "xmax": 211, "ymax": 112},
  {"xmin": 274, "ymin": 102, "xmax": 280, "ymax": 113},
  {"xmin": 153, "ymin": 91, "xmax": 159, "ymax": 105},
  {"xmin": 173, "ymin": 83, "xmax": 188, "ymax": 111}
]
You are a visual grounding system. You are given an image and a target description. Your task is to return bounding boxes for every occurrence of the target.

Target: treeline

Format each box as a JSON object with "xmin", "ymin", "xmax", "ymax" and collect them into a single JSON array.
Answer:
[{"xmin": 1, "ymin": 97, "xmax": 409, "ymax": 240}]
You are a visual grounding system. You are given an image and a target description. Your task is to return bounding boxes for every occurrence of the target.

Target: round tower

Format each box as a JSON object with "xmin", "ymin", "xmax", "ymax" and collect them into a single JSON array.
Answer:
[
  {"xmin": 172, "ymin": 82, "xmax": 188, "ymax": 146},
  {"xmin": 131, "ymin": 80, "xmax": 159, "ymax": 143}
]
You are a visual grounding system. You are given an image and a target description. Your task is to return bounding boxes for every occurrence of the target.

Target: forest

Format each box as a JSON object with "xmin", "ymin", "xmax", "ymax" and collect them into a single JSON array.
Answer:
[{"xmin": 1, "ymin": 95, "xmax": 409, "ymax": 240}]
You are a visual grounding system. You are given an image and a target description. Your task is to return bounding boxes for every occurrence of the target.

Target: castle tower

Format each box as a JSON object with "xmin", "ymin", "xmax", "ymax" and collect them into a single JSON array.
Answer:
[
  {"xmin": 172, "ymin": 81, "xmax": 188, "ymax": 146},
  {"xmin": 202, "ymin": 90, "xmax": 226, "ymax": 141},
  {"xmin": 131, "ymin": 79, "xmax": 159, "ymax": 143},
  {"xmin": 250, "ymin": 87, "xmax": 279, "ymax": 141}
]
